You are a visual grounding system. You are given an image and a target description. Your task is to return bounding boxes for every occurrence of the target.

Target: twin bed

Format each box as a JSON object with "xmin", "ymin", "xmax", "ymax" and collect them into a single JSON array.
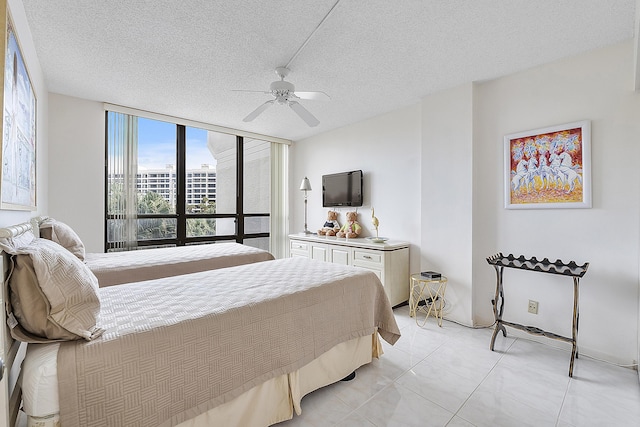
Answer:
[
  {"xmin": 34, "ymin": 217, "xmax": 276, "ymax": 287},
  {"xmin": 0, "ymin": 220, "xmax": 401, "ymax": 427}
]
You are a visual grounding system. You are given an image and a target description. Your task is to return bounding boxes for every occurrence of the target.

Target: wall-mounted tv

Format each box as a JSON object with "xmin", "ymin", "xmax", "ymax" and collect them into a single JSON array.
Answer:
[{"xmin": 322, "ymin": 170, "xmax": 363, "ymax": 207}]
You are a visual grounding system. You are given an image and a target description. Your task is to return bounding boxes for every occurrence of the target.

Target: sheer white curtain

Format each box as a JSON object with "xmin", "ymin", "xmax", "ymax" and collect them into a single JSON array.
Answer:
[
  {"xmin": 107, "ymin": 112, "xmax": 138, "ymax": 250},
  {"xmin": 270, "ymin": 142, "xmax": 288, "ymax": 259}
]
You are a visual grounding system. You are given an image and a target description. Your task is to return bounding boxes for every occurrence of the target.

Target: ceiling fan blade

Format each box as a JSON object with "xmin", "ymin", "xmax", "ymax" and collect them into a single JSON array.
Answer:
[
  {"xmin": 232, "ymin": 89, "xmax": 271, "ymax": 95},
  {"xmin": 243, "ymin": 100, "xmax": 275, "ymax": 122},
  {"xmin": 289, "ymin": 101, "xmax": 320, "ymax": 127},
  {"xmin": 294, "ymin": 91, "xmax": 331, "ymax": 101}
]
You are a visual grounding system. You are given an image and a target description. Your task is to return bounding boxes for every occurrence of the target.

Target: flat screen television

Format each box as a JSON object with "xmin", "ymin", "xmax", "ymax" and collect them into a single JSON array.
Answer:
[{"xmin": 322, "ymin": 170, "xmax": 363, "ymax": 207}]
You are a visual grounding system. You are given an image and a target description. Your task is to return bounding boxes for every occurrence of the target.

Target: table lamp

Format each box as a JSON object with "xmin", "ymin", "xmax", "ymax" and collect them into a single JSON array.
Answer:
[{"xmin": 299, "ymin": 177, "xmax": 312, "ymax": 234}]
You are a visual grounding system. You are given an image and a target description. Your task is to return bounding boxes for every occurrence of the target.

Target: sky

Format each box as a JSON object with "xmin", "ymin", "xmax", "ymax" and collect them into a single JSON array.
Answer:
[{"xmin": 137, "ymin": 117, "xmax": 217, "ymax": 170}]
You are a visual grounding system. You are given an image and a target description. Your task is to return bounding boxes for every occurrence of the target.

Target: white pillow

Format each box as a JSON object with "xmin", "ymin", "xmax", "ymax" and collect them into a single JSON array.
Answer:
[
  {"xmin": 39, "ymin": 218, "xmax": 85, "ymax": 261},
  {"xmin": 5, "ymin": 237, "xmax": 103, "ymax": 342}
]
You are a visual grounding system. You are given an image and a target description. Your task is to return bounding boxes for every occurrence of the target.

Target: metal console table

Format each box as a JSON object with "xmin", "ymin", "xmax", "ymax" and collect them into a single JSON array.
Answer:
[{"xmin": 486, "ymin": 253, "xmax": 589, "ymax": 377}]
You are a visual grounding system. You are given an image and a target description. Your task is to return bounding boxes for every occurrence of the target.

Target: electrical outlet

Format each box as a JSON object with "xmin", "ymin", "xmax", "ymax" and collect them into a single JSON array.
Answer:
[{"xmin": 528, "ymin": 300, "xmax": 539, "ymax": 314}]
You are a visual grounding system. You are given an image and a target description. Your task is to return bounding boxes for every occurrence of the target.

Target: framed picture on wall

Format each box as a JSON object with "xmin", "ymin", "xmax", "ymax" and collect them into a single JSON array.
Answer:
[
  {"xmin": 504, "ymin": 120, "xmax": 591, "ymax": 209},
  {"xmin": 0, "ymin": 6, "xmax": 37, "ymax": 211}
]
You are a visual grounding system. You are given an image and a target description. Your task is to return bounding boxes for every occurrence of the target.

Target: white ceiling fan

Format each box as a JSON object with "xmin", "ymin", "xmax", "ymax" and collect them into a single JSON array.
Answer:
[{"xmin": 235, "ymin": 67, "xmax": 330, "ymax": 127}]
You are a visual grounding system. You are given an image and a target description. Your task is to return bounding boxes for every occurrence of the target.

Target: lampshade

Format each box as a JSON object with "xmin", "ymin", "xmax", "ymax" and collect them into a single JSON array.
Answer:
[{"xmin": 299, "ymin": 177, "xmax": 312, "ymax": 191}]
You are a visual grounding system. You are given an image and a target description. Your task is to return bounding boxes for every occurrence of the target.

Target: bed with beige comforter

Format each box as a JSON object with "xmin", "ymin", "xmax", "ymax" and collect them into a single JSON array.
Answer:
[
  {"xmin": 85, "ymin": 242, "xmax": 275, "ymax": 287},
  {"xmin": 57, "ymin": 257, "xmax": 401, "ymax": 427},
  {"xmin": 35, "ymin": 216, "xmax": 275, "ymax": 287}
]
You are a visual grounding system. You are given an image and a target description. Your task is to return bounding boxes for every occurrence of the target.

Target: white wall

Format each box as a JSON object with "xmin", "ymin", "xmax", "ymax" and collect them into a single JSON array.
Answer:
[
  {"xmin": 48, "ymin": 94, "xmax": 104, "ymax": 252},
  {"xmin": 290, "ymin": 104, "xmax": 422, "ymax": 273},
  {"xmin": 0, "ymin": 0, "xmax": 48, "ymax": 228},
  {"xmin": 421, "ymin": 83, "xmax": 474, "ymax": 326},
  {"xmin": 471, "ymin": 40, "xmax": 640, "ymax": 365}
]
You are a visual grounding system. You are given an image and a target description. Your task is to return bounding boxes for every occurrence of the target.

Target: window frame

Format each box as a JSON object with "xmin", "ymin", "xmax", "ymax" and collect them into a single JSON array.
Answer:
[{"xmin": 105, "ymin": 113, "xmax": 271, "ymax": 251}]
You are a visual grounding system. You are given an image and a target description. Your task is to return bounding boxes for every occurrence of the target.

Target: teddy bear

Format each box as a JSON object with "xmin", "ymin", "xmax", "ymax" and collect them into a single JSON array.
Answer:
[
  {"xmin": 318, "ymin": 210, "xmax": 340, "ymax": 236},
  {"xmin": 336, "ymin": 211, "xmax": 362, "ymax": 238}
]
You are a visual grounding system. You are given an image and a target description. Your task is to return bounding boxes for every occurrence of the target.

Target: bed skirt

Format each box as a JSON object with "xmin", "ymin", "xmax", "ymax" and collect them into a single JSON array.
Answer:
[{"xmin": 25, "ymin": 333, "xmax": 381, "ymax": 427}]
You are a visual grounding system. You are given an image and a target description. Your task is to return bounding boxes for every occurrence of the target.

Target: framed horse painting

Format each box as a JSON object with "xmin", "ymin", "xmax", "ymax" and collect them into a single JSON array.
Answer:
[{"xmin": 504, "ymin": 120, "xmax": 591, "ymax": 209}]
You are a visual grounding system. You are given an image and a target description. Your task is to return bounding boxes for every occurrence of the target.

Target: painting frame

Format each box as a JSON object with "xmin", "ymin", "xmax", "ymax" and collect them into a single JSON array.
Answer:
[
  {"xmin": 504, "ymin": 120, "xmax": 591, "ymax": 210},
  {"xmin": 0, "ymin": 5, "xmax": 37, "ymax": 211}
]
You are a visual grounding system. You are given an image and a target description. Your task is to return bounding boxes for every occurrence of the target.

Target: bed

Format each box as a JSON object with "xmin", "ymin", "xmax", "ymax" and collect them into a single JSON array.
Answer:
[
  {"xmin": 34, "ymin": 217, "xmax": 275, "ymax": 287},
  {"xmin": 0, "ymin": 222, "xmax": 401, "ymax": 427}
]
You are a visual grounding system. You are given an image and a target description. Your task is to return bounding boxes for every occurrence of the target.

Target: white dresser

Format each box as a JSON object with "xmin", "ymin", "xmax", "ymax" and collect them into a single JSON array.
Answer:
[{"xmin": 288, "ymin": 233, "xmax": 409, "ymax": 307}]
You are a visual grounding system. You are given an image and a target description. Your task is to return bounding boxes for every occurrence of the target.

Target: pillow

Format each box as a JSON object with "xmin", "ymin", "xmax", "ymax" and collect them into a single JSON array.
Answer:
[
  {"xmin": 5, "ymin": 238, "xmax": 103, "ymax": 343},
  {"xmin": 39, "ymin": 218, "xmax": 85, "ymax": 261}
]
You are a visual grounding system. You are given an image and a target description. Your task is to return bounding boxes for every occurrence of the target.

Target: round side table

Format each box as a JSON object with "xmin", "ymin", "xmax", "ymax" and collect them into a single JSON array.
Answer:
[{"xmin": 409, "ymin": 273, "xmax": 448, "ymax": 327}]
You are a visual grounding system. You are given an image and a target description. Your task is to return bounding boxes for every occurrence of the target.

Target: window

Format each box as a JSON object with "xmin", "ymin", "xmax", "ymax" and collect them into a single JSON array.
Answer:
[{"xmin": 106, "ymin": 111, "xmax": 280, "ymax": 252}]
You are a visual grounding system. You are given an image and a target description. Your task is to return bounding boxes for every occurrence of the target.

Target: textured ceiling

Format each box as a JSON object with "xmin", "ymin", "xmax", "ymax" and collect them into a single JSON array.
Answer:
[{"xmin": 22, "ymin": 0, "xmax": 637, "ymax": 141}]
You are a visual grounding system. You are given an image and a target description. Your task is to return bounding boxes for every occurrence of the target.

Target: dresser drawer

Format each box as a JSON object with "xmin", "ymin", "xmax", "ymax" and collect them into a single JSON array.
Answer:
[
  {"xmin": 290, "ymin": 241, "xmax": 309, "ymax": 252},
  {"xmin": 353, "ymin": 250, "xmax": 382, "ymax": 265},
  {"xmin": 330, "ymin": 247, "xmax": 350, "ymax": 265}
]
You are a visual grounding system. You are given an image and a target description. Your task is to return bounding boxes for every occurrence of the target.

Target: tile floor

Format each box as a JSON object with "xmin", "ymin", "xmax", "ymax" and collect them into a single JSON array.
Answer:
[{"xmin": 277, "ymin": 305, "xmax": 640, "ymax": 427}]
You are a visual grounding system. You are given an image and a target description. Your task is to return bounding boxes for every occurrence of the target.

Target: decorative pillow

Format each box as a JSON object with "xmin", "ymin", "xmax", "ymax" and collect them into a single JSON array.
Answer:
[
  {"xmin": 5, "ymin": 238, "xmax": 103, "ymax": 343},
  {"xmin": 39, "ymin": 218, "xmax": 85, "ymax": 261}
]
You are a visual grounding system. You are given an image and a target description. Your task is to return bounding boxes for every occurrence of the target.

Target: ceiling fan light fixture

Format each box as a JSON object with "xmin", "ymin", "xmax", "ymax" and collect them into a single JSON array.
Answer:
[
  {"xmin": 236, "ymin": 67, "xmax": 328, "ymax": 126},
  {"xmin": 236, "ymin": 0, "xmax": 344, "ymax": 127},
  {"xmin": 270, "ymin": 80, "xmax": 295, "ymax": 95}
]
